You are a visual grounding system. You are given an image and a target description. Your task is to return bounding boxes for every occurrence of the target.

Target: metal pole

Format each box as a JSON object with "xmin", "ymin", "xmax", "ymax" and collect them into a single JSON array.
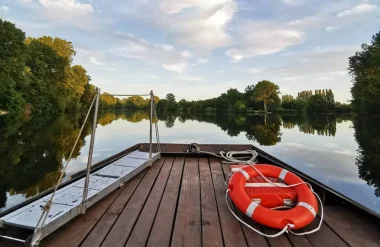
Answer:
[
  {"xmin": 81, "ymin": 87, "xmax": 100, "ymax": 213},
  {"xmin": 149, "ymin": 90, "xmax": 153, "ymax": 166}
]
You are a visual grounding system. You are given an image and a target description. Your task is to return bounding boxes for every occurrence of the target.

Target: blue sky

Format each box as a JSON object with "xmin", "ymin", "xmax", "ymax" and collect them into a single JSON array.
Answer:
[{"xmin": 1, "ymin": 0, "xmax": 380, "ymax": 102}]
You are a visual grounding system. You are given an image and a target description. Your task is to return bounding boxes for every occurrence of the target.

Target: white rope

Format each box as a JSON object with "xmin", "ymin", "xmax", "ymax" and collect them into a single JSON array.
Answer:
[
  {"xmin": 289, "ymin": 190, "xmax": 324, "ymax": 235},
  {"xmin": 225, "ymin": 190, "xmax": 294, "ymax": 238},
  {"xmin": 189, "ymin": 143, "xmax": 324, "ymax": 237}
]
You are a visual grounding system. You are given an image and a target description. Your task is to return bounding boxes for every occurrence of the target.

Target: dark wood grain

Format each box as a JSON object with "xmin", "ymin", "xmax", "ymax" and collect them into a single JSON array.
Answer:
[
  {"xmin": 100, "ymin": 158, "xmax": 165, "ymax": 247},
  {"xmin": 80, "ymin": 168, "xmax": 149, "ymax": 247},
  {"xmin": 305, "ymin": 216, "xmax": 348, "ymax": 247},
  {"xmin": 146, "ymin": 157, "xmax": 185, "ymax": 247},
  {"xmin": 209, "ymin": 159, "xmax": 247, "ymax": 247},
  {"xmin": 323, "ymin": 206, "xmax": 380, "ymax": 247},
  {"xmin": 199, "ymin": 158, "xmax": 224, "ymax": 247},
  {"xmin": 125, "ymin": 157, "xmax": 174, "ymax": 247},
  {"xmin": 171, "ymin": 157, "xmax": 202, "ymax": 247}
]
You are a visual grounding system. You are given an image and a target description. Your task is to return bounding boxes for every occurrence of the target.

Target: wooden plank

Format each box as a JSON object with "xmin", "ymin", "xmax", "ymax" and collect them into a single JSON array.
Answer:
[
  {"xmin": 220, "ymin": 162, "xmax": 269, "ymax": 247},
  {"xmin": 171, "ymin": 157, "xmax": 202, "ymax": 247},
  {"xmin": 209, "ymin": 159, "xmax": 247, "ymax": 247},
  {"xmin": 41, "ymin": 189, "xmax": 121, "ymax": 247},
  {"xmin": 305, "ymin": 216, "xmax": 348, "ymax": 247},
  {"xmin": 100, "ymin": 157, "xmax": 165, "ymax": 247},
  {"xmin": 323, "ymin": 206, "xmax": 380, "ymax": 247},
  {"xmin": 125, "ymin": 157, "xmax": 175, "ymax": 247},
  {"xmin": 199, "ymin": 158, "xmax": 224, "ymax": 247},
  {"xmin": 146, "ymin": 157, "xmax": 185, "ymax": 247},
  {"xmin": 80, "ymin": 168, "xmax": 150, "ymax": 247},
  {"xmin": 286, "ymin": 232, "xmax": 313, "ymax": 247}
]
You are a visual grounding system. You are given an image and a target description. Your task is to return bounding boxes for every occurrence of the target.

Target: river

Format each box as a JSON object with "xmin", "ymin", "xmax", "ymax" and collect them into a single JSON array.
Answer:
[{"xmin": 0, "ymin": 111, "xmax": 379, "ymax": 216}]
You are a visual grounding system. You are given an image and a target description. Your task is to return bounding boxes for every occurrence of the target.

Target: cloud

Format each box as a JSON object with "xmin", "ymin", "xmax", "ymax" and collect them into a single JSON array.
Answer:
[
  {"xmin": 150, "ymin": 76, "xmax": 159, "ymax": 79},
  {"xmin": 248, "ymin": 68, "xmax": 261, "ymax": 74},
  {"xmin": 0, "ymin": 5, "xmax": 10, "ymax": 12},
  {"xmin": 126, "ymin": 0, "xmax": 237, "ymax": 54},
  {"xmin": 337, "ymin": 3, "xmax": 377, "ymax": 17},
  {"xmin": 282, "ymin": 0, "xmax": 303, "ymax": 6},
  {"xmin": 317, "ymin": 76, "xmax": 333, "ymax": 82},
  {"xmin": 181, "ymin": 50, "xmax": 192, "ymax": 58},
  {"xmin": 39, "ymin": 0, "xmax": 93, "ymax": 12},
  {"xmin": 226, "ymin": 21, "xmax": 304, "ymax": 61},
  {"xmin": 89, "ymin": 57, "xmax": 105, "ymax": 66},
  {"xmin": 163, "ymin": 63, "xmax": 187, "ymax": 74},
  {"xmin": 159, "ymin": 0, "xmax": 204, "ymax": 14},
  {"xmin": 328, "ymin": 71, "xmax": 346, "ymax": 76},
  {"xmin": 325, "ymin": 26, "xmax": 341, "ymax": 32},
  {"xmin": 197, "ymin": 58, "xmax": 209, "ymax": 64},
  {"xmin": 110, "ymin": 32, "xmax": 191, "ymax": 74},
  {"xmin": 177, "ymin": 75, "xmax": 207, "ymax": 83},
  {"xmin": 37, "ymin": 0, "xmax": 95, "ymax": 29},
  {"xmin": 283, "ymin": 76, "xmax": 300, "ymax": 81}
]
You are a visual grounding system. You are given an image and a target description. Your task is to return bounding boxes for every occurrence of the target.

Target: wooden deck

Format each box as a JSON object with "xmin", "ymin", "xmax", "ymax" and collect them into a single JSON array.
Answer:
[{"xmin": 2, "ymin": 156, "xmax": 380, "ymax": 247}]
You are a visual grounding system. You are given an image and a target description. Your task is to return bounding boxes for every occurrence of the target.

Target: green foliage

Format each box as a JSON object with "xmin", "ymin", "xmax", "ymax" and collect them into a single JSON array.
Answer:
[
  {"xmin": 307, "ymin": 94, "xmax": 327, "ymax": 113},
  {"xmin": 251, "ymin": 80, "xmax": 280, "ymax": 112},
  {"xmin": 156, "ymin": 93, "xmax": 177, "ymax": 112},
  {"xmin": 233, "ymin": 100, "xmax": 247, "ymax": 113},
  {"xmin": 294, "ymin": 98, "xmax": 308, "ymax": 112},
  {"xmin": 282, "ymin": 89, "xmax": 339, "ymax": 113},
  {"xmin": 0, "ymin": 19, "xmax": 26, "ymax": 112},
  {"xmin": 98, "ymin": 93, "xmax": 158, "ymax": 110},
  {"xmin": 349, "ymin": 31, "xmax": 380, "ymax": 115},
  {"xmin": 281, "ymin": 95, "xmax": 295, "ymax": 109},
  {"xmin": 0, "ymin": 19, "xmax": 94, "ymax": 114},
  {"xmin": 335, "ymin": 102, "xmax": 352, "ymax": 113}
]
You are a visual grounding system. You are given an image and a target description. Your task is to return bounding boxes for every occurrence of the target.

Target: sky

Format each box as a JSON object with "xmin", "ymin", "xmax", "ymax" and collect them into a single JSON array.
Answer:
[{"xmin": 1, "ymin": 0, "xmax": 380, "ymax": 102}]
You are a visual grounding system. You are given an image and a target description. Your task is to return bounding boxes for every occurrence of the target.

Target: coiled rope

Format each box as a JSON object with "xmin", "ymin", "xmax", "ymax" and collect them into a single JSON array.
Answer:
[{"xmin": 188, "ymin": 143, "xmax": 324, "ymax": 238}]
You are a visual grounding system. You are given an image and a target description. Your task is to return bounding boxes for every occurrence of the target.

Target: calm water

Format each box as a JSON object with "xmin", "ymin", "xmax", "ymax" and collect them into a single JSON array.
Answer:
[{"xmin": 0, "ymin": 111, "xmax": 379, "ymax": 216}]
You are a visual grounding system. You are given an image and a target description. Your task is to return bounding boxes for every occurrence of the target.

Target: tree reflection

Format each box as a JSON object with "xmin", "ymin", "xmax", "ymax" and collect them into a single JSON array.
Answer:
[
  {"xmin": 353, "ymin": 116, "xmax": 380, "ymax": 197},
  {"xmin": 0, "ymin": 113, "xmax": 91, "ymax": 208},
  {"xmin": 281, "ymin": 114, "xmax": 337, "ymax": 136},
  {"xmin": 245, "ymin": 115, "xmax": 282, "ymax": 146}
]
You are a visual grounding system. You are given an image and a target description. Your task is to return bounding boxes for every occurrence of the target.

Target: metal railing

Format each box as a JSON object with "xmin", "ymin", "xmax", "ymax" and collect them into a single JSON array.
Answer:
[{"xmin": 25, "ymin": 88, "xmax": 160, "ymax": 246}]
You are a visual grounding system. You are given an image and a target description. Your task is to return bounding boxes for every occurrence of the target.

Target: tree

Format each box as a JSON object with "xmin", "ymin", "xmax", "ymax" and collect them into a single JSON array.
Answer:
[
  {"xmin": 349, "ymin": 31, "xmax": 380, "ymax": 114},
  {"xmin": 307, "ymin": 94, "xmax": 327, "ymax": 113},
  {"xmin": 226, "ymin": 88, "xmax": 244, "ymax": 110},
  {"xmin": 325, "ymin": 89, "xmax": 335, "ymax": 111},
  {"xmin": 0, "ymin": 19, "xmax": 26, "ymax": 112},
  {"xmin": 252, "ymin": 80, "xmax": 280, "ymax": 112},
  {"xmin": 165, "ymin": 93, "xmax": 177, "ymax": 111},
  {"xmin": 281, "ymin": 94, "xmax": 295, "ymax": 109},
  {"xmin": 233, "ymin": 100, "xmax": 247, "ymax": 113}
]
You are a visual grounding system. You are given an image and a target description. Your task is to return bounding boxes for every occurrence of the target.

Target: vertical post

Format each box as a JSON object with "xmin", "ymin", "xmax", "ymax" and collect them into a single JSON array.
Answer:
[
  {"xmin": 149, "ymin": 90, "xmax": 153, "ymax": 166},
  {"xmin": 81, "ymin": 87, "xmax": 100, "ymax": 213}
]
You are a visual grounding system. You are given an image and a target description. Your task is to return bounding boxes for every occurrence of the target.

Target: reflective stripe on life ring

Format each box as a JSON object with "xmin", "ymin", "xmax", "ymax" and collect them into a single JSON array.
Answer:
[{"xmin": 228, "ymin": 164, "xmax": 318, "ymax": 230}]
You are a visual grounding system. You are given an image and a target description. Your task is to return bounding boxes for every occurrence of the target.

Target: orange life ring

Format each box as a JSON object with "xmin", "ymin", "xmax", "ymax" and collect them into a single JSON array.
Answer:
[{"xmin": 228, "ymin": 164, "xmax": 318, "ymax": 230}]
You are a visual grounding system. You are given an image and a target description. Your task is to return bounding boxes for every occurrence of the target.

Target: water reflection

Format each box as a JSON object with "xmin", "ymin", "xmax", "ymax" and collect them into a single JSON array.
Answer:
[
  {"xmin": 353, "ymin": 116, "xmax": 380, "ymax": 197},
  {"xmin": 0, "ymin": 113, "xmax": 91, "ymax": 209},
  {"xmin": 0, "ymin": 111, "xmax": 379, "ymax": 213}
]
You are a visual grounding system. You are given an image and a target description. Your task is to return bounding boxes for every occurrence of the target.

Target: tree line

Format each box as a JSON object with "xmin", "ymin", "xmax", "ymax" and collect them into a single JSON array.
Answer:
[
  {"xmin": 98, "ymin": 93, "xmax": 160, "ymax": 110},
  {"xmin": 0, "ymin": 19, "xmax": 96, "ymax": 114},
  {"xmin": 157, "ymin": 81, "xmax": 351, "ymax": 114}
]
